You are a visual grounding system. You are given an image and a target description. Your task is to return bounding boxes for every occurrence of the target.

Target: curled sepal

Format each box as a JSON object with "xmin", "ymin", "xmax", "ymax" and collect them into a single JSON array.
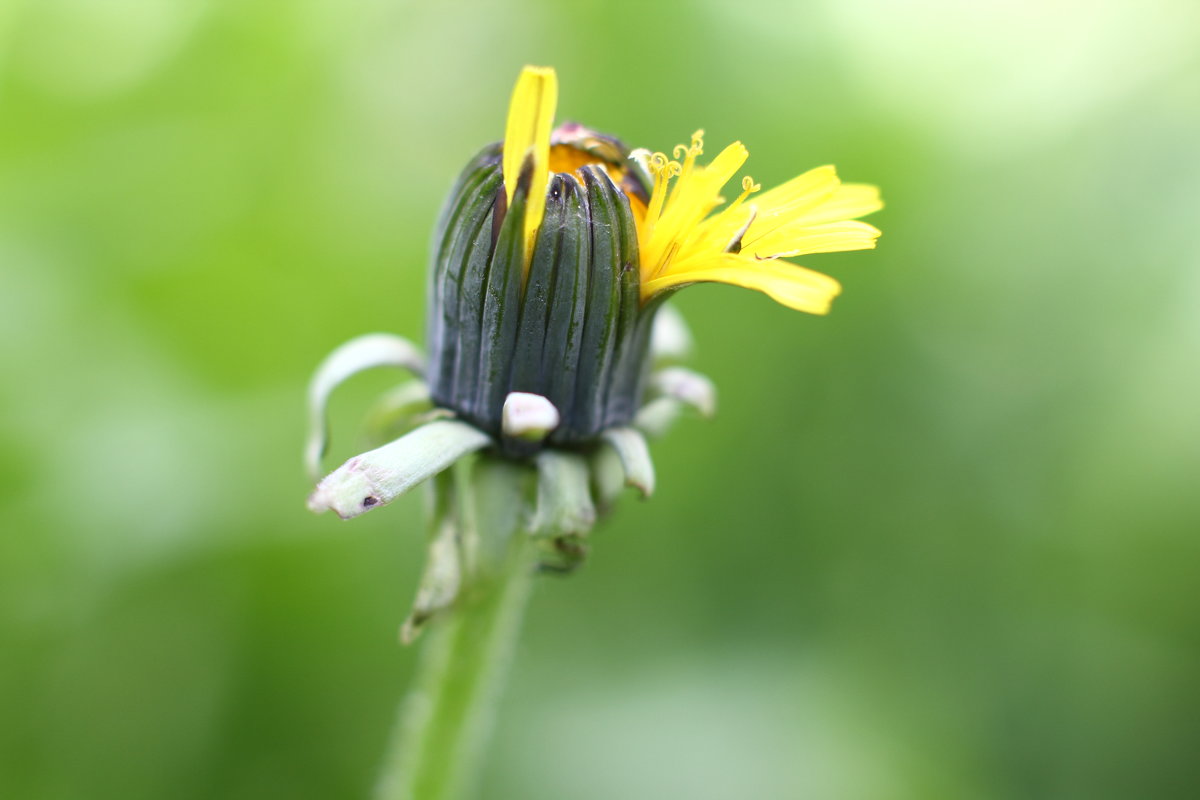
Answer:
[
  {"xmin": 589, "ymin": 442, "xmax": 626, "ymax": 514},
  {"xmin": 307, "ymin": 420, "xmax": 490, "ymax": 519},
  {"xmin": 634, "ymin": 365, "xmax": 717, "ymax": 438},
  {"xmin": 633, "ymin": 396, "xmax": 683, "ymax": 439},
  {"xmin": 400, "ymin": 472, "xmax": 462, "ymax": 644},
  {"xmin": 305, "ymin": 333, "xmax": 426, "ymax": 480},
  {"xmin": 531, "ymin": 450, "xmax": 596, "ymax": 536},
  {"xmin": 649, "ymin": 367, "xmax": 717, "ymax": 418},
  {"xmin": 649, "ymin": 303, "xmax": 694, "ymax": 367},
  {"xmin": 600, "ymin": 426, "xmax": 655, "ymax": 497}
]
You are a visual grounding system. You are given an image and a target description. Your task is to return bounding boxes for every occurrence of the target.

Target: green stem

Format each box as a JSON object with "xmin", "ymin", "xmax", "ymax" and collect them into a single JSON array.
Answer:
[{"xmin": 374, "ymin": 456, "xmax": 537, "ymax": 800}]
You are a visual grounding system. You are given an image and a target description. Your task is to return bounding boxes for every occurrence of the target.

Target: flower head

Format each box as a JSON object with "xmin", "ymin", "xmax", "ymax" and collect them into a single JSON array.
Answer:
[
  {"xmin": 304, "ymin": 65, "xmax": 884, "ymax": 634},
  {"xmin": 308, "ymin": 63, "xmax": 884, "ymax": 510},
  {"xmin": 422, "ymin": 66, "xmax": 882, "ymax": 452}
]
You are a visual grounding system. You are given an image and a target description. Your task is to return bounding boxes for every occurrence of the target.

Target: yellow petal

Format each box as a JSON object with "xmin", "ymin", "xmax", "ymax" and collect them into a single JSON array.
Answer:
[
  {"xmin": 694, "ymin": 164, "xmax": 856, "ymax": 258},
  {"xmin": 502, "ymin": 66, "xmax": 557, "ymax": 269},
  {"xmin": 748, "ymin": 220, "xmax": 881, "ymax": 259},
  {"xmin": 642, "ymin": 254, "xmax": 842, "ymax": 315},
  {"xmin": 751, "ymin": 165, "xmax": 841, "ymax": 217},
  {"xmin": 786, "ymin": 183, "xmax": 883, "ymax": 226}
]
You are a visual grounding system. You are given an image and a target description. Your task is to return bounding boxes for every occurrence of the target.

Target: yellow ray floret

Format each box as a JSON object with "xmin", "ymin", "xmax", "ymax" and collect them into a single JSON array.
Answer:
[
  {"xmin": 634, "ymin": 132, "xmax": 883, "ymax": 314},
  {"xmin": 502, "ymin": 66, "xmax": 557, "ymax": 271}
]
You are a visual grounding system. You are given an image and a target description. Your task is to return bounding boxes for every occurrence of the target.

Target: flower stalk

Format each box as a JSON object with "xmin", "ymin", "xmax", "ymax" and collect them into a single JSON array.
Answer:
[{"xmin": 375, "ymin": 457, "xmax": 537, "ymax": 800}]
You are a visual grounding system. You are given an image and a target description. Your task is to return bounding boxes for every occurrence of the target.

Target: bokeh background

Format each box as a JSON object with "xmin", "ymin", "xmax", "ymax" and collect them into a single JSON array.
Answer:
[{"xmin": 3, "ymin": 0, "xmax": 1199, "ymax": 797}]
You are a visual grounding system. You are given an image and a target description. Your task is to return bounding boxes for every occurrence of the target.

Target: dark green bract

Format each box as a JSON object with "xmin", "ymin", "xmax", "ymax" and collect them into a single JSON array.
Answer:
[{"xmin": 426, "ymin": 142, "xmax": 659, "ymax": 455}]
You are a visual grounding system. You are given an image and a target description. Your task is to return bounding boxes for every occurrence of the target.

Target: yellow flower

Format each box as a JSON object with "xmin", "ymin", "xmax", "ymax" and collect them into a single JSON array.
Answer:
[{"xmin": 503, "ymin": 65, "xmax": 882, "ymax": 314}]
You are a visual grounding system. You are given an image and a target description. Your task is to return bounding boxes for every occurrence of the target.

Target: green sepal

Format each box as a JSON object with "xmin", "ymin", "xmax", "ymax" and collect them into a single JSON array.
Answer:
[
  {"xmin": 427, "ymin": 148, "xmax": 504, "ymax": 403},
  {"xmin": 531, "ymin": 449, "xmax": 596, "ymax": 536},
  {"xmin": 400, "ymin": 470, "xmax": 463, "ymax": 643},
  {"xmin": 589, "ymin": 440, "xmax": 626, "ymax": 513},
  {"xmin": 305, "ymin": 332, "xmax": 426, "ymax": 480},
  {"xmin": 473, "ymin": 157, "xmax": 533, "ymax": 431},
  {"xmin": 508, "ymin": 174, "xmax": 570, "ymax": 401},
  {"xmin": 539, "ymin": 175, "xmax": 590, "ymax": 440},
  {"xmin": 600, "ymin": 425, "xmax": 655, "ymax": 497},
  {"xmin": 571, "ymin": 166, "xmax": 622, "ymax": 437},
  {"xmin": 448, "ymin": 202, "xmax": 499, "ymax": 419},
  {"xmin": 307, "ymin": 419, "xmax": 491, "ymax": 519},
  {"xmin": 601, "ymin": 173, "xmax": 648, "ymax": 429}
]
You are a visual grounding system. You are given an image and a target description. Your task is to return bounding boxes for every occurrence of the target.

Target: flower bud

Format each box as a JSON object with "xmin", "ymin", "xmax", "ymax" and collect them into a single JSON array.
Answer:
[{"xmin": 425, "ymin": 131, "xmax": 657, "ymax": 455}]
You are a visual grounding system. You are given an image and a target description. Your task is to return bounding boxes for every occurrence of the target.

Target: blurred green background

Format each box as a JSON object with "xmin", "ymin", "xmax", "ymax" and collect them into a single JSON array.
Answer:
[{"xmin": 3, "ymin": 0, "xmax": 1199, "ymax": 797}]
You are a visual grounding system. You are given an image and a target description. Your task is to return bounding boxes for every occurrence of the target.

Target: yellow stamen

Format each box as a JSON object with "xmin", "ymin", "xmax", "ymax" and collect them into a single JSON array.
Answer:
[
  {"xmin": 668, "ymin": 129, "xmax": 705, "ymax": 207},
  {"xmin": 641, "ymin": 153, "xmax": 680, "ymax": 255},
  {"xmin": 502, "ymin": 66, "xmax": 557, "ymax": 271}
]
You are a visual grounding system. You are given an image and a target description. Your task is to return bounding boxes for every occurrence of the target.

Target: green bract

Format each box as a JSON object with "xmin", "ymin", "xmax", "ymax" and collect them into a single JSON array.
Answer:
[{"xmin": 425, "ymin": 142, "xmax": 659, "ymax": 455}]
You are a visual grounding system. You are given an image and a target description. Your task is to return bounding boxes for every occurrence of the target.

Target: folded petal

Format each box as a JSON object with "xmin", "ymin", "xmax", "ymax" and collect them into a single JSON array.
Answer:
[{"xmin": 503, "ymin": 66, "xmax": 557, "ymax": 266}]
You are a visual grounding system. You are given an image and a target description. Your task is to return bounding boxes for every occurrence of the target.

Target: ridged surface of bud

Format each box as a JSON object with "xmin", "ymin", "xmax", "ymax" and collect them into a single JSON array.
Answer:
[{"xmin": 426, "ymin": 139, "xmax": 657, "ymax": 455}]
